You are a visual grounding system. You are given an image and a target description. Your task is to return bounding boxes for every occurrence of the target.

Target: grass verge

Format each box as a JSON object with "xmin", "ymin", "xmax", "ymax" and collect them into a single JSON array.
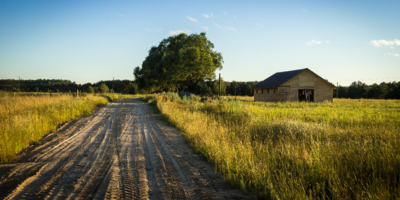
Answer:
[
  {"xmin": 0, "ymin": 93, "xmax": 119, "ymax": 163},
  {"xmin": 143, "ymin": 93, "xmax": 400, "ymax": 199}
]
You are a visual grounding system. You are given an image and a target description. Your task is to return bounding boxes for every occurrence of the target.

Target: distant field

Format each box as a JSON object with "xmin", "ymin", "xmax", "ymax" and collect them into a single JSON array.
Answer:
[
  {"xmin": 146, "ymin": 93, "xmax": 400, "ymax": 199},
  {"xmin": 0, "ymin": 93, "xmax": 120, "ymax": 163}
]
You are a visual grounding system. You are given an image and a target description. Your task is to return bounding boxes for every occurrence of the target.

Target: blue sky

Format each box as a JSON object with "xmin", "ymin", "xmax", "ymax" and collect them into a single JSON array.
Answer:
[{"xmin": 0, "ymin": 0, "xmax": 399, "ymax": 86}]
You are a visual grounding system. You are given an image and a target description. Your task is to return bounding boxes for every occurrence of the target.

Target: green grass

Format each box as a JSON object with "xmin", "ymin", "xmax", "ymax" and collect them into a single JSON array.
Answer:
[
  {"xmin": 145, "ymin": 93, "xmax": 400, "ymax": 199},
  {"xmin": 0, "ymin": 93, "xmax": 118, "ymax": 163}
]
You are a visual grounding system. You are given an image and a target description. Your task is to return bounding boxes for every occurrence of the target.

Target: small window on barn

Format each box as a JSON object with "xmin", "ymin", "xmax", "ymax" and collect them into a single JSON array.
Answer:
[
  {"xmin": 262, "ymin": 89, "xmax": 263, "ymax": 93},
  {"xmin": 267, "ymin": 89, "xmax": 269, "ymax": 93}
]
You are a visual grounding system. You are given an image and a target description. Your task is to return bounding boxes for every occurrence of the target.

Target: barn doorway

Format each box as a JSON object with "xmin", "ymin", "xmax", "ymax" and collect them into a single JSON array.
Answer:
[{"xmin": 298, "ymin": 89, "xmax": 314, "ymax": 102}]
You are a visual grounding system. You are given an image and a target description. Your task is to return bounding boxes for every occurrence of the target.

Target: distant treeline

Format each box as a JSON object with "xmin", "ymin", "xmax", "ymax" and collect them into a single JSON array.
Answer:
[
  {"xmin": 2, "ymin": 79, "xmax": 399, "ymax": 99},
  {"xmin": 334, "ymin": 81, "xmax": 400, "ymax": 99},
  {"xmin": 193, "ymin": 80, "xmax": 258, "ymax": 96},
  {"xmin": 0, "ymin": 79, "xmax": 137, "ymax": 94},
  {"xmin": 0, "ymin": 78, "xmax": 259, "ymax": 96}
]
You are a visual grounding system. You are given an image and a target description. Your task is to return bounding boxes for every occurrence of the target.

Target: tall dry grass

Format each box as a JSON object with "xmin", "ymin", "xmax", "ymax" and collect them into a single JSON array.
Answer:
[
  {"xmin": 0, "ymin": 94, "xmax": 113, "ymax": 163},
  {"xmin": 145, "ymin": 93, "xmax": 400, "ymax": 199}
]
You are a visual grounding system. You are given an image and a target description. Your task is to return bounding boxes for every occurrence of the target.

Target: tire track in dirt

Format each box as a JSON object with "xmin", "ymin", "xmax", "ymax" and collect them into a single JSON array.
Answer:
[{"xmin": 0, "ymin": 98, "xmax": 254, "ymax": 200}]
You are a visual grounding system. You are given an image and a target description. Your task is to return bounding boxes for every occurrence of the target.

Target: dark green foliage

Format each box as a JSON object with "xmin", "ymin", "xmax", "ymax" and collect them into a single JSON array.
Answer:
[
  {"xmin": 134, "ymin": 32, "xmax": 223, "ymax": 92},
  {"xmin": 0, "ymin": 79, "xmax": 137, "ymax": 94},
  {"xmin": 99, "ymin": 83, "xmax": 109, "ymax": 93},
  {"xmin": 225, "ymin": 81, "xmax": 258, "ymax": 96},
  {"xmin": 87, "ymin": 86, "xmax": 94, "ymax": 93},
  {"xmin": 120, "ymin": 82, "xmax": 138, "ymax": 94},
  {"xmin": 347, "ymin": 81, "xmax": 369, "ymax": 98},
  {"xmin": 334, "ymin": 81, "xmax": 400, "ymax": 99}
]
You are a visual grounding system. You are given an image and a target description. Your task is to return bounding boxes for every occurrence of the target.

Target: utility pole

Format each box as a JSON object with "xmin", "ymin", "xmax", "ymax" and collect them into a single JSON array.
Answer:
[
  {"xmin": 234, "ymin": 81, "xmax": 237, "ymax": 101},
  {"xmin": 337, "ymin": 82, "xmax": 339, "ymax": 98},
  {"xmin": 218, "ymin": 73, "xmax": 221, "ymax": 98},
  {"xmin": 19, "ymin": 76, "xmax": 20, "ymax": 92},
  {"xmin": 113, "ymin": 77, "xmax": 114, "ymax": 93}
]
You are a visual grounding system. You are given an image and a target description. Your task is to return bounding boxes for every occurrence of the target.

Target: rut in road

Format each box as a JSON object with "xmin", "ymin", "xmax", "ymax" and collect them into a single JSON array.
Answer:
[{"xmin": 0, "ymin": 98, "xmax": 253, "ymax": 200}]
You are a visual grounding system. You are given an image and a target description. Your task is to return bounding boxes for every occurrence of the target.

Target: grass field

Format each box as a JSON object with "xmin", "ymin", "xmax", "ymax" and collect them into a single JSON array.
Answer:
[
  {"xmin": 0, "ymin": 93, "xmax": 120, "ymax": 163},
  {"xmin": 145, "ymin": 93, "xmax": 400, "ymax": 199}
]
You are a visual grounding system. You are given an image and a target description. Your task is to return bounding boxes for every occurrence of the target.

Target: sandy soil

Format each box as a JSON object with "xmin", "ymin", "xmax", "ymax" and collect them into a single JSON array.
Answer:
[{"xmin": 0, "ymin": 98, "xmax": 253, "ymax": 200}]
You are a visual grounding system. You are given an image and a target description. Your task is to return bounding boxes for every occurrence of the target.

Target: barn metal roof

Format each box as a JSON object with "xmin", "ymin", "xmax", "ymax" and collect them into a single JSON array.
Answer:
[{"xmin": 252, "ymin": 68, "xmax": 307, "ymax": 89}]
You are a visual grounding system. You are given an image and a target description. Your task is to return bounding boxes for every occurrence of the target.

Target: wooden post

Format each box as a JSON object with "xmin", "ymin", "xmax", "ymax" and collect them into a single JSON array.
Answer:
[
  {"xmin": 77, "ymin": 89, "xmax": 79, "ymax": 98},
  {"xmin": 14, "ymin": 92, "xmax": 15, "ymax": 98},
  {"xmin": 336, "ymin": 82, "xmax": 338, "ymax": 98},
  {"xmin": 234, "ymin": 81, "xmax": 236, "ymax": 101},
  {"xmin": 219, "ymin": 73, "xmax": 221, "ymax": 98}
]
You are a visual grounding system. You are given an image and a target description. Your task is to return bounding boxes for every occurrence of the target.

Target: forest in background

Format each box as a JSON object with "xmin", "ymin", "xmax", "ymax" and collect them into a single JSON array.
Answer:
[
  {"xmin": 0, "ymin": 79, "xmax": 257, "ymax": 96},
  {"xmin": 1, "ymin": 78, "xmax": 399, "ymax": 99},
  {"xmin": 335, "ymin": 81, "xmax": 400, "ymax": 99},
  {"xmin": 0, "ymin": 79, "xmax": 136, "ymax": 94}
]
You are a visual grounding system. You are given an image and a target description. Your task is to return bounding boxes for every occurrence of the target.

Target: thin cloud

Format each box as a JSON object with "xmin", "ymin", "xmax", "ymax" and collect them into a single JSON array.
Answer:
[
  {"xmin": 224, "ymin": 11, "xmax": 227, "ymax": 16},
  {"xmin": 168, "ymin": 29, "xmax": 191, "ymax": 36},
  {"xmin": 255, "ymin": 23, "xmax": 264, "ymax": 27},
  {"xmin": 388, "ymin": 53, "xmax": 400, "ymax": 57},
  {"xmin": 203, "ymin": 13, "xmax": 214, "ymax": 18},
  {"xmin": 326, "ymin": 40, "xmax": 330, "ymax": 43},
  {"xmin": 146, "ymin": 28, "xmax": 162, "ymax": 32},
  {"xmin": 186, "ymin": 16, "xmax": 198, "ymax": 22},
  {"xmin": 370, "ymin": 39, "xmax": 400, "ymax": 47},
  {"xmin": 227, "ymin": 27, "xmax": 237, "ymax": 32},
  {"xmin": 306, "ymin": 40, "xmax": 322, "ymax": 45},
  {"xmin": 117, "ymin": 14, "xmax": 125, "ymax": 17},
  {"xmin": 203, "ymin": 26, "xmax": 209, "ymax": 31},
  {"xmin": 212, "ymin": 20, "xmax": 222, "ymax": 28}
]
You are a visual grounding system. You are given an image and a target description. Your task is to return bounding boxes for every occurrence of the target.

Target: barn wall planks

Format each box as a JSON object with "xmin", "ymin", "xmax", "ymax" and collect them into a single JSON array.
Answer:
[{"xmin": 254, "ymin": 69, "xmax": 334, "ymax": 102}]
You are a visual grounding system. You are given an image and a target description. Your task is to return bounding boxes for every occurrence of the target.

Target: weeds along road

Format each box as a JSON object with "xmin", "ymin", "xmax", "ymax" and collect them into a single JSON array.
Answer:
[{"xmin": 0, "ymin": 98, "xmax": 252, "ymax": 200}]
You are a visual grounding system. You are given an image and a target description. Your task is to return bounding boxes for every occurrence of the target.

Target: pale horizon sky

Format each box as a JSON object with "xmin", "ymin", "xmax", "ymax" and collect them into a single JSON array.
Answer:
[{"xmin": 1, "ymin": 0, "xmax": 399, "ymax": 86}]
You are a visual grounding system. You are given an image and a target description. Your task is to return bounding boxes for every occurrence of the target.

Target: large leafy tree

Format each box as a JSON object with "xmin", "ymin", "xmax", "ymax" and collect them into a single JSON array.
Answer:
[{"xmin": 134, "ymin": 32, "xmax": 223, "ymax": 92}]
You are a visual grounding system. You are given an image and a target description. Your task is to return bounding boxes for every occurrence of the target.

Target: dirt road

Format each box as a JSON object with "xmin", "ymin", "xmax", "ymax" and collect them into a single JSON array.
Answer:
[{"xmin": 0, "ymin": 98, "xmax": 252, "ymax": 200}]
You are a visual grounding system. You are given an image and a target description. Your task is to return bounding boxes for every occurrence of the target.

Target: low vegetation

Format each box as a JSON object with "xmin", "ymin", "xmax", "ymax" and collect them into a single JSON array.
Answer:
[
  {"xmin": 0, "ymin": 93, "xmax": 119, "ymax": 163},
  {"xmin": 145, "ymin": 93, "xmax": 400, "ymax": 199}
]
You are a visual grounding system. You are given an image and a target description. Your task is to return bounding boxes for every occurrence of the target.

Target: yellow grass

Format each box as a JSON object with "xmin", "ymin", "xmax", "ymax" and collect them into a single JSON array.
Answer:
[
  {"xmin": 0, "ymin": 94, "xmax": 114, "ymax": 163},
  {"xmin": 145, "ymin": 93, "xmax": 400, "ymax": 199}
]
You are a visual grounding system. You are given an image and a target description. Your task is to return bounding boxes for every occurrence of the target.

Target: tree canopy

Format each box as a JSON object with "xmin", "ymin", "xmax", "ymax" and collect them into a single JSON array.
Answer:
[
  {"xmin": 334, "ymin": 81, "xmax": 400, "ymax": 99},
  {"xmin": 134, "ymin": 32, "xmax": 223, "ymax": 92},
  {"xmin": 99, "ymin": 83, "xmax": 109, "ymax": 93},
  {"xmin": 87, "ymin": 86, "xmax": 94, "ymax": 93}
]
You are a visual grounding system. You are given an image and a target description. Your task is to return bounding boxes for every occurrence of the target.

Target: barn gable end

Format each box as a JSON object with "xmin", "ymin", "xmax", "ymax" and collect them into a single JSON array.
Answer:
[{"xmin": 253, "ymin": 68, "xmax": 335, "ymax": 102}]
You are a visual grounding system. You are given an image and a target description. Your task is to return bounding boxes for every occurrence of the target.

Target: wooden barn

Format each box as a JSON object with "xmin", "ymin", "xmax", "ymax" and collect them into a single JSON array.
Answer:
[{"xmin": 253, "ymin": 68, "xmax": 335, "ymax": 102}]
